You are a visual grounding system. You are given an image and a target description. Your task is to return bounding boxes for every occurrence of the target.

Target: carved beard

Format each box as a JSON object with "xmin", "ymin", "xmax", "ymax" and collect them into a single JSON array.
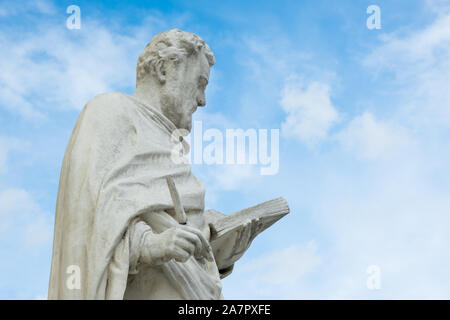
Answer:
[{"xmin": 160, "ymin": 88, "xmax": 193, "ymax": 132}]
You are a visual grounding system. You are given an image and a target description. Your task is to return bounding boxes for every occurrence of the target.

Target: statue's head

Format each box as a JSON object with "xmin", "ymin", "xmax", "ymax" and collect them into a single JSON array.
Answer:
[{"xmin": 136, "ymin": 29, "xmax": 215, "ymax": 132}]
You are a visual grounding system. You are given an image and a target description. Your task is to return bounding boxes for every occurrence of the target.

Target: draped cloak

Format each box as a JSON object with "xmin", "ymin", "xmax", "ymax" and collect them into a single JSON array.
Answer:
[{"xmin": 48, "ymin": 92, "xmax": 222, "ymax": 299}]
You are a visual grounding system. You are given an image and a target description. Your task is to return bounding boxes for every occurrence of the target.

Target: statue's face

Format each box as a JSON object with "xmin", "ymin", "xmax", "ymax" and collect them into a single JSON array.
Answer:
[{"xmin": 160, "ymin": 52, "xmax": 210, "ymax": 132}]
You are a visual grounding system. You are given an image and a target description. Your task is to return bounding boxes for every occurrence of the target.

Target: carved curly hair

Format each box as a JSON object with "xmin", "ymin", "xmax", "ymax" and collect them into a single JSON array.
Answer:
[{"xmin": 136, "ymin": 29, "xmax": 215, "ymax": 85}]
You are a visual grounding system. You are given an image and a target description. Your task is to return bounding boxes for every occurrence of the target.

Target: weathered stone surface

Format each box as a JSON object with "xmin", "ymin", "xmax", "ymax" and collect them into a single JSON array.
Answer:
[{"xmin": 48, "ymin": 29, "xmax": 289, "ymax": 300}]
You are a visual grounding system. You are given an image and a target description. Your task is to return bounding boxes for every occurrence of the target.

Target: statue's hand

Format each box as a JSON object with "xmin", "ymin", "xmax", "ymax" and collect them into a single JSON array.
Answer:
[
  {"xmin": 233, "ymin": 218, "xmax": 259, "ymax": 256},
  {"xmin": 140, "ymin": 225, "xmax": 214, "ymax": 265},
  {"xmin": 210, "ymin": 218, "xmax": 259, "ymax": 272}
]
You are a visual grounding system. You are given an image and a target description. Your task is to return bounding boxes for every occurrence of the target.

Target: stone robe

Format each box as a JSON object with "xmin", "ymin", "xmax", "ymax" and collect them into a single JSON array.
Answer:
[{"xmin": 48, "ymin": 92, "xmax": 223, "ymax": 299}]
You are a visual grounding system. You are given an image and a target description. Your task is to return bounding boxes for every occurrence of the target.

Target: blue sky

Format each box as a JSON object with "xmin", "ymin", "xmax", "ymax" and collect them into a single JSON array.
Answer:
[{"xmin": 0, "ymin": 0, "xmax": 450, "ymax": 299}]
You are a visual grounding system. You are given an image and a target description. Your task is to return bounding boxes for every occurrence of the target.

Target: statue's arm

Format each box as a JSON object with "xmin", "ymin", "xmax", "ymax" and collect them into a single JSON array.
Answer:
[
  {"xmin": 127, "ymin": 217, "xmax": 178, "ymax": 271},
  {"xmin": 127, "ymin": 218, "xmax": 153, "ymax": 274},
  {"xmin": 127, "ymin": 214, "xmax": 213, "ymax": 272}
]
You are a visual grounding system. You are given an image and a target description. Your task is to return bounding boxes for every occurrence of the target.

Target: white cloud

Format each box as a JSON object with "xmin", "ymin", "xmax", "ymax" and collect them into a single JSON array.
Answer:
[
  {"xmin": 0, "ymin": 26, "xmax": 131, "ymax": 118},
  {"xmin": 197, "ymin": 164, "xmax": 262, "ymax": 209},
  {"xmin": 22, "ymin": 215, "xmax": 53, "ymax": 248},
  {"xmin": 263, "ymin": 3, "xmax": 450, "ymax": 299},
  {"xmin": 0, "ymin": 188, "xmax": 52, "ymax": 248},
  {"xmin": 365, "ymin": 11, "xmax": 450, "ymax": 67},
  {"xmin": 0, "ymin": 189, "xmax": 37, "ymax": 225},
  {"xmin": 280, "ymin": 77, "xmax": 339, "ymax": 145},
  {"xmin": 214, "ymin": 165, "xmax": 257, "ymax": 191},
  {"xmin": 0, "ymin": 13, "xmax": 169, "ymax": 120},
  {"xmin": 0, "ymin": 136, "xmax": 29, "ymax": 173},
  {"xmin": 1, "ymin": 0, "xmax": 449, "ymax": 300},
  {"xmin": 0, "ymin": 0, "xmax": 56, "ymax": 17},
  {"xmin": 363, "ymin": 9, "xmax": 450, "ymax": 128},
  {"xmin": 222, "ymin": 241, "xmax": 322, "ymax": 299},
  {"xmin": 305, "ymin": 8, "xmax": 450, "ymax": 296},
  {"xmin": 324, "ymin": 6, "xmax": 450, "ymax": 298},
  {"xmin": 425, "ymin": 0, "xmax": 450, "ymax": 14},
  {"xmin": 310, "ymin": 158, "xmax": 450, "ymax": 298},
  {"xmin": 190, "ymin": 111, "xmax": 265, "ymax": 203},
  {"xmin": 335, "ymin": 112, "xmax": 413, "ymax": 160},
  {"xmin": 243, "ymin": 37, "xmax": 313, "ymax": 77}
]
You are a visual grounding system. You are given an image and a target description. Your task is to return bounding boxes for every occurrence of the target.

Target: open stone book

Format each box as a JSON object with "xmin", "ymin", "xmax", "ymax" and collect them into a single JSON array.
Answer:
[{"xmin": 207, "ymin": 197, "xmax": 290, "ymax": 277}]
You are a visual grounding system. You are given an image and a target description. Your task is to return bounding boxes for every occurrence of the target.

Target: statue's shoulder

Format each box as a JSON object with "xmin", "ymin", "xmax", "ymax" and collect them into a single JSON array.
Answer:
[{"xmin": 83, "ymin": 92, "xmax": 135, "ymax": 118}]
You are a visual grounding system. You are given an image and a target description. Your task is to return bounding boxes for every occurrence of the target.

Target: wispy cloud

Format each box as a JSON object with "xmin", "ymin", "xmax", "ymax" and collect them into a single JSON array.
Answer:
[
  {"xmin": 2, "ymin": 0, "xmax": 450, "ymax": 300},
  {"xmin": 0, "ymin": 188, "xmax": 52, "ymax": 247},
  {"xmin": 280, "ymin": 77, "xmax": 339, "ymax": 146},
  {"xmin": 304, "ymin": 3, "xmax": 450, "ymax": 298},
  {"xmin": 0, "ymin": 10, "xmax": 171, "ymax": 121},
  {"xmin": 0, "ymin": 136, "xmax": 29, "ymax": 173},
  {"xmin": 0, "ymin": 188, "xmax": 53, "ymax": 299},
  {"xmin": 0, "ymin": 0, "xmax": 56, "ymax": 17},
  {"xmin": 363, "ymin": 8, "xmax": 450, "ymax": 128},
  {"xmin": 223, "ymin": 242, "xmax": 322, "ymax": 299},
  {"xmin": 335, "ymin": 112, "xmax": 413, "ymax": 160}
]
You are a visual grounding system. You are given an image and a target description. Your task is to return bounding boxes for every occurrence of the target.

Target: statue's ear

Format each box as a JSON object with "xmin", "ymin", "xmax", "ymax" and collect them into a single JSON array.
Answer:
[{"xmin": 155, "ymin": 59, "xmax": 166, "ymax": 84}]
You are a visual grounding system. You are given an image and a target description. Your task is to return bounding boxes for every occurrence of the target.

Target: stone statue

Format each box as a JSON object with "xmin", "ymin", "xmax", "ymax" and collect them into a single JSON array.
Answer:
[{"xmin": 48, "ymin": 29, "xmax": 289, "ymax": 300}]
